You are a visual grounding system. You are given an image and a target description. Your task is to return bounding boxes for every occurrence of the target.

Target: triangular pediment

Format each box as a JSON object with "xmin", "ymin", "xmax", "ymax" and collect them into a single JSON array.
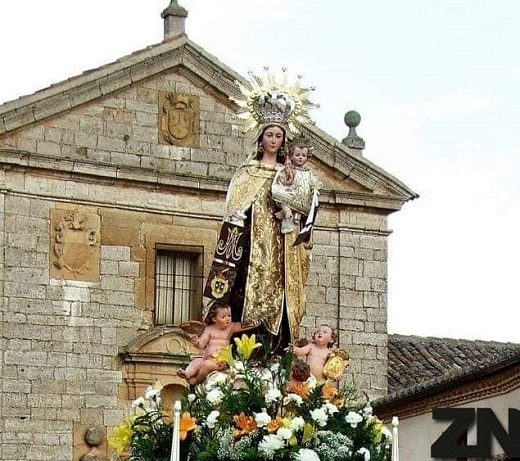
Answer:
[
  {"xmin": 0, "ymin": 36, "xmax": 240, "ymax": 134},
  {"xmin": 0, "ymin": 35, "xmax": 417, "ymax": 212}
]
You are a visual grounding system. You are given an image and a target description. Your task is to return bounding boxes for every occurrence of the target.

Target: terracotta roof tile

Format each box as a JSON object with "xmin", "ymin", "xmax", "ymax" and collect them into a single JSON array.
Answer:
[{"xmin": 388, "ymin": 334, "xmax": 520, "ymax": 394}]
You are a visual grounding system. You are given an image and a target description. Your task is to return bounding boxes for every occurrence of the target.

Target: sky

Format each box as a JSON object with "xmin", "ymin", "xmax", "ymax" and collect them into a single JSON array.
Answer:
[{"xmin": 0, "ymin": 1, "xmax": 518, "ymax": 343}]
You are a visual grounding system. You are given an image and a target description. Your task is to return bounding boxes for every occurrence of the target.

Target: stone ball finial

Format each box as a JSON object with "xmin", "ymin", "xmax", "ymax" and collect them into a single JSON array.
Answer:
[
  {"xmin": 84, "ymin": 426, "xmax": 105, "ymax": 447},
  {"xmin": 80, "ymin": 426, "xmax": 108, "ymax": 461},
  {"xmin": 344, "ymin": 110, "xmax": 361, "ymax": 128},
  {"xmin": 342, "ymin": 109, "xmax": 365, "ymax": 151}
]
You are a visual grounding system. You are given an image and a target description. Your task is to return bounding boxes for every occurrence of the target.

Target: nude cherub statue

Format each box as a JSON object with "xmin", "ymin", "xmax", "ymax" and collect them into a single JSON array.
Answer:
[
  {"xmin": 177, "ymin": 303, "xmax": 256, "ymax": 385},
  {"xmin": 291, "ymin": 324, "xmax": 337, "ymax": 380}
]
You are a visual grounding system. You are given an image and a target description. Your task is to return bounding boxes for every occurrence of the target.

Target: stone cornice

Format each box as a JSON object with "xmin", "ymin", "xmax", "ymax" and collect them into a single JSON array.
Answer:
[
  {"xmin": 0, "ymin": 149, "xmax": 407, "ymax": 213},
  {"xmin": 178, "ymin": 40, "xmax": 244, "ymax": 102},
  {"xmin": 303, "ymin": 124, "xmax": 418, "ymax": 204},
  {"xmin": 322, "ymin": 190, "xmax": 406, "ymax": 211},
  {"xmin": 0, "ymin": 148, "xmax": 226, "ymax": 193},
  {"xmin": 121, "ymin": 351, "xmax": 187, "ymax": 364}
]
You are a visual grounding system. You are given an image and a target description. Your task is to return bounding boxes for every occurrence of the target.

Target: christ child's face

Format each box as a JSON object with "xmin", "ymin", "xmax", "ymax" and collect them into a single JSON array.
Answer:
[
  {"xmin": 314, "ymin": 325, "xmax": 333, "ymax": 346},
  {"xmin": 214, "ymin": 306, "xmax": 232, "ymax": 329},
  {"xmin": 290, "ymin": 146, "xmax": 309, "ymax": 167},
  {"xmin": 260, "ymin": 125, "xmax": 285, "ymax": 157}
]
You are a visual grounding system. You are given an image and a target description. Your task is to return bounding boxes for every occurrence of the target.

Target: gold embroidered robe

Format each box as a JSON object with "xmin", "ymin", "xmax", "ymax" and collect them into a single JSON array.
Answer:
[{"xmin": 223, "ymin": 160, "xmax": 311, "ymax": 341}]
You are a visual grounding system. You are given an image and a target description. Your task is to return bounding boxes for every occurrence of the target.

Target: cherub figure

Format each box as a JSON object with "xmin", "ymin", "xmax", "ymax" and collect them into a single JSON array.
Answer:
[
  {"xmin": 177, "ymin": 303, "xmax": 256, "ymax": 385},
  {"xmin": 291, "ymin": 324, "xmax": 337, "ymax": 380},
  {"xmin": 273, "ymin": 138, "xmax": 322, "ymax": 235}
]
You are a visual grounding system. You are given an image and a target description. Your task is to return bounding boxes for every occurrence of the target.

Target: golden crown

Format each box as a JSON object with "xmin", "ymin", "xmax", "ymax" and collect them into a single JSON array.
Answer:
[{"xmin": 231, "ymin": 67, "xmax": 319, "ymax": 134}]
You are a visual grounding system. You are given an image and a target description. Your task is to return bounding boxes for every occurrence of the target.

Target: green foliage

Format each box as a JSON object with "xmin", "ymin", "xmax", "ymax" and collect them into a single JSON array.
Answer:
[
  {"xmin": 180, "ymin": 337, "xmax": 392, "ymax": 460},
  {"xmin": 109, "ymin": 337, "xmax": 393, "ymax": 461},
  {"xmin": 127, "ymin": 408, "xmax": 172, "ymax": 461}
]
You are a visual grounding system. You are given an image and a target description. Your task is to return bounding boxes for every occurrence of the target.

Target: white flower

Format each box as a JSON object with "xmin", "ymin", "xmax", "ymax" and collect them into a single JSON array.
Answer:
[
  {"xmin": 323, "ymin": 402, "xmax": 339, "ymax": 415},
  {"xmin": 276, "ymin": 427, "xmax": 293, "ymax": 440},
  {"xmin": 187, "ymin": 393, "xmax": 196, "ymax": 403},
  {"xmin": 381, "ymin": 426, "xmax": 393, "ymax": 441},
  {"xmin": 345, "ymin": 411, "xmax": 363, "ymax": 428},
  {"xmin": 363, "ymin": 405, "xmax": 373, "ymax": 416},
  {"xmin": 131, "ymin": 396, "xmax": 146, "ymax": 408},
  {"xmin": 310, "ymin": 407, "xmax": 328, "ymax": 427},
  {"xmin": 255, "ymin": 411, "xmax": 272, "ymax": 427},
  {"xmin": 233, "ymin": 361, "xmax": 245, "ymax": 373},
  {"xmin": 293, "ymin": 448, "xmax": 321, "ymax": 461},
  {"xmin": 257, "ymin": 367, "xmax": 275, "ymax": 390},
  {"xmin": 306, "ymin": 374, "xmax": 317, "ymax": 389},
  {"xmin": 284, "ymin": 393, "xmax": 303, "ymax": 406},
  {"xmin": 270, "ymin": 363, "xmax": 280, "ymax": 374},
  {"xmin": 149, "ymin": 397, "xmax": 161, "ymax": 409},
  {"xmin": 205, "ymin": 371, "xmax": 228, "ymax": 390},
  {"xmin": 256, "ymin": 367, "xmax": 274, "ymax": 382},
  {"xmin": 206, "ymin": 388, "xmax": 224, "ymax": 405},
  {"xmin": 357, "ymin": 447, "xmax": 371, "ymax": 461},
  {"xmin": 265, "ymin": 388, "xmax": 282, "ymax": 404},
  {"xmin": 206, "ymin": 410, "xmax": 220, "ymax": 428},
  {"xmin": 289, "ymin": 416, "xmax": 305, "ymax": 431},
  {"xmin": 144, "ymin": 385, "xmax": 160, "ymax": 400},
  {"xmin": 258, "ymin": 434, "xmax": 284, "ymax": 457}
]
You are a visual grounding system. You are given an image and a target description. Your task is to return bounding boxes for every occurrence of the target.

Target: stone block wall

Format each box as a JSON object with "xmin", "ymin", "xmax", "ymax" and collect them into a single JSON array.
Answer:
[
  {"xmin": 0, "ymin": 188, "xmax": 223, "ymax": 459},
  {"xmin": 301, "ymin": 205, "xmax": 389, "ymax": 399},
  {"xmin": 0, "ymin": 66, "xmax": 392, "ymax": 459},
  {"xmin": 0, "ymin": 72, "xmax": 251, "ymax": 180},
  {"xmin": 0, "ymin": 196, "xmax": 138, "ymax": 460}
]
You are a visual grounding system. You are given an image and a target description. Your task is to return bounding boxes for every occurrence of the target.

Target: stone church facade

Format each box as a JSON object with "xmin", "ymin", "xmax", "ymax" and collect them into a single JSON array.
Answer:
[{"xmin": 0, "ymin": 3, "xmax": 416, "ymax": 460}]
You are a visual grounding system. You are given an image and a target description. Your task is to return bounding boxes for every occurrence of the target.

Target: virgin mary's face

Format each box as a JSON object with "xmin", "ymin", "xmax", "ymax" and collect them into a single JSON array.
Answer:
[{"xmin": 260, "ymin": 125, "xmax": 285, "ymax": 157}]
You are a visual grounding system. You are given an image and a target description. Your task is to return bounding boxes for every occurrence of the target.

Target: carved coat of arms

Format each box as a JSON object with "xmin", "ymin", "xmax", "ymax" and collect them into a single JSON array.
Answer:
[
  {"xmin": 159, "ymin": 92, "xmax": 200, "ymax": 147},
  {"xmin": 50, "ymin": 209, "xmax": 100, "ymax": 281}
]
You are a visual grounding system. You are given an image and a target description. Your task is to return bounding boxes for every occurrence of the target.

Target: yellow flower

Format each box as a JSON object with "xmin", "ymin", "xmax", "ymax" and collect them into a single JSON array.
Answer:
[
  {"xmin": 213, "ymin": 344, "xmax": 234, "ymax": 366},
  {"xmin": 280, "ymin": 417, "xmax": 292, "ymax": 427},
  {"xmin": 372, "ymin": 417, "xmax": 384, "ymax": 442},
  {"xmin": 302, "ymin": 422, "xmax": 314, "ymax": 442},
  {"xmin": 108, "ymin": 417, "xmax": 135, "ymax": 455},
  {"xmin": 179, "ymin": 412, "xmax": 197, "ymax": 441},
  {"xmin": 234, "ymin": 334, "xmax": 261, "ymax": 360}
]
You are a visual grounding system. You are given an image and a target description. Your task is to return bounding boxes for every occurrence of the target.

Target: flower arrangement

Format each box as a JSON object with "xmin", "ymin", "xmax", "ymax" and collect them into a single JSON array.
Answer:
[
  {"xmin": 109, "ymin": 334, "xmax": 392, "ymax": 461},
  {"xmin": 109, "ymin": 384, "xmax": 174, "ymax": 461}
]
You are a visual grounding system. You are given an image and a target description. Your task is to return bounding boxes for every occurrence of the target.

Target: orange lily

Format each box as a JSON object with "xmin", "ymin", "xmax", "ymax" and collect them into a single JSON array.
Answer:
[
  {"xmin": 333, "ymin": 397, "xmax": 345, "ymax": 407},
  {"xmin": 179, "ymin": 412, "xmax": 197, "ymax": 441},
  {"xmin": 321, "ymin": 382, "xmax": 338, "ymax": 401},
  {"xmin": 232, "ymin": 412, "xmax": 257, "ymax": 437},
  {"xmin": 266, "ymin": 417, "xmax": 283, "ymax": 433},
  {"xmin": 286, "ymin": 380, "xmax": 309, "ymax": 398}
]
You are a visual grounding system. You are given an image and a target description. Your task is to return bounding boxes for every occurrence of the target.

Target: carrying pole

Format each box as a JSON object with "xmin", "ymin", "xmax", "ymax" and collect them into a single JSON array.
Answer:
[
  {"xmin": 170, "ymin": 400, "xmax": 181, "ymax": 461},
  {"xmin": 391, "ymin": 416, "xmax": 399, "ymax": 461}
]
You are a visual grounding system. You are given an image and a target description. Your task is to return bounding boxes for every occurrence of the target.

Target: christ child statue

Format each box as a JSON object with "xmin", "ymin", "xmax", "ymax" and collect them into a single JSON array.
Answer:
[{"xmin": 273, "ymin": 139, "xmax": 322, "ymax": 235}]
